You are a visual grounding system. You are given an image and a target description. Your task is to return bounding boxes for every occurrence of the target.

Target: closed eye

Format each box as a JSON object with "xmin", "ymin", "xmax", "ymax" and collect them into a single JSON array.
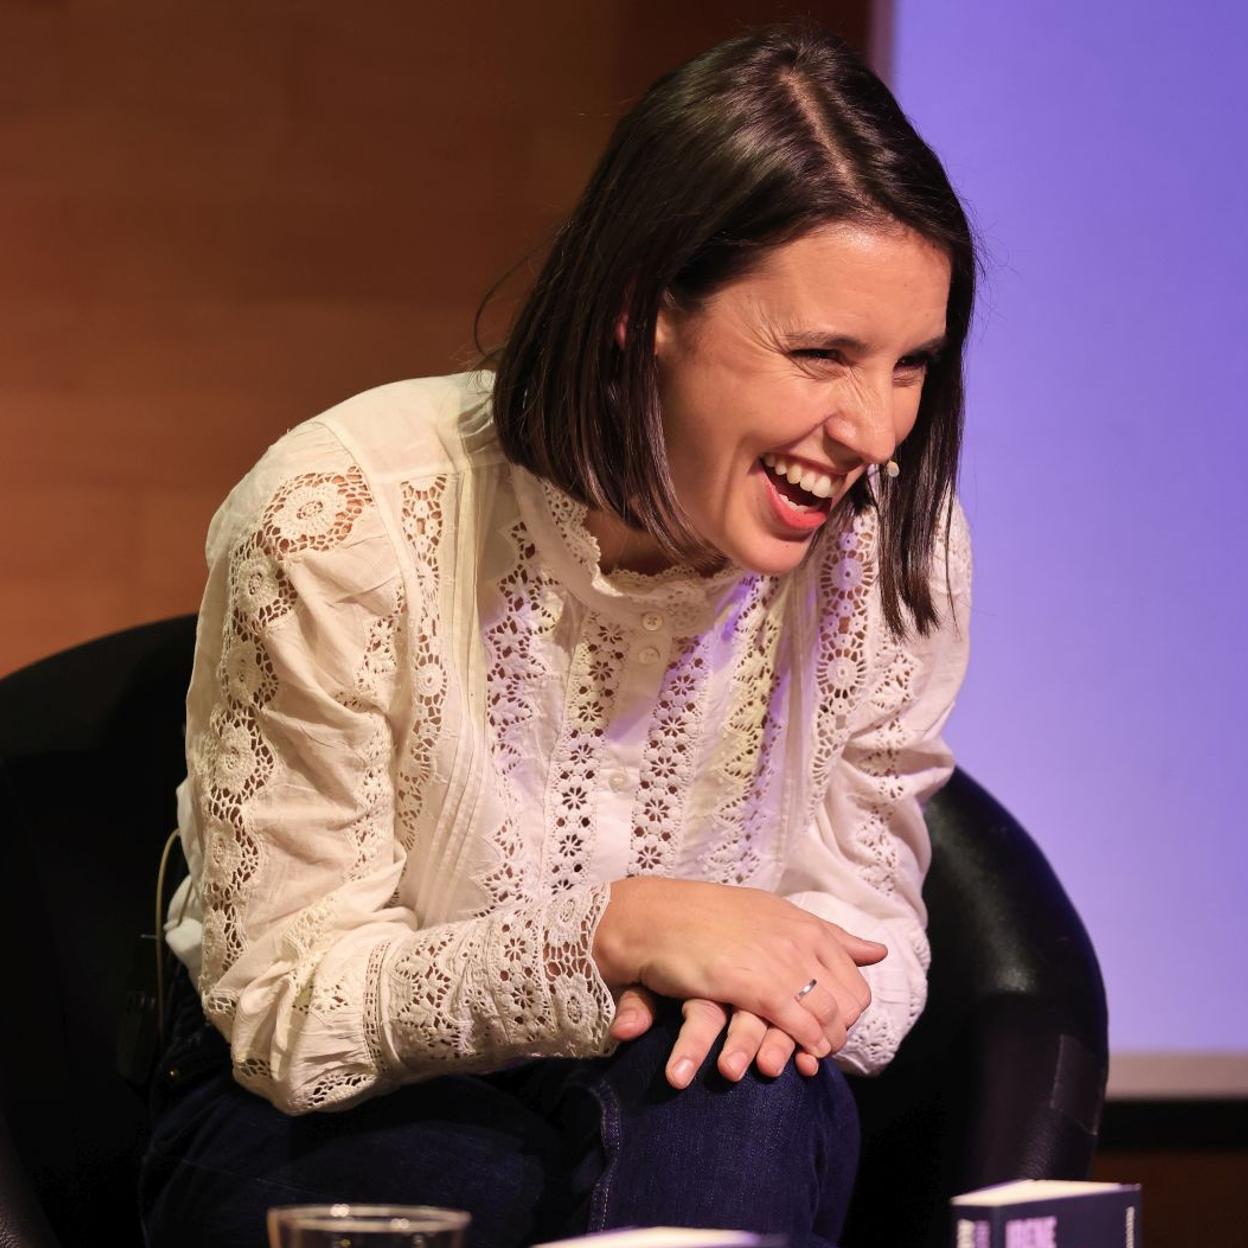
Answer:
[
  {"xmin": 894, "ymin": 348, "xmax": 942, "ymax": 385},
  {"xmin": 790, "ymin": 346, "xmax": 944, "ymax": 380}
]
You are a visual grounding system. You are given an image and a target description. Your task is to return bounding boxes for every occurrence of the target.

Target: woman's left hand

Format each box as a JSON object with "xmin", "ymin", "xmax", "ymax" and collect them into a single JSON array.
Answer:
[{"xmin": 610, "ymin": 985, "xmax": 821, "ymax": 1089}]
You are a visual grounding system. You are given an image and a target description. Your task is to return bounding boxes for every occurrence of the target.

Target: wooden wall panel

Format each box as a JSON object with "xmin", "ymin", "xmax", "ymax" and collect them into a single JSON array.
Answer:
[{"xmin": 0, "ymin": 0, "xmax": 874, "ymax": 675}]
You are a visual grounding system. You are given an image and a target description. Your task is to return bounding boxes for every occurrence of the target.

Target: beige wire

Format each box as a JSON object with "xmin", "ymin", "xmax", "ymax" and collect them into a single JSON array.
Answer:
[{"xmin": 154, "ymin": 829, "xmax": 181, "ymax": 1052}]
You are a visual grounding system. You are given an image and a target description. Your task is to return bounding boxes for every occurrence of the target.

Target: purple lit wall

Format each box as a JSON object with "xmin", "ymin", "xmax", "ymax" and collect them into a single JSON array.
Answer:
[{"xmin": 892, "ymin": 2, "xmax": 1248, "ymax": 1070}]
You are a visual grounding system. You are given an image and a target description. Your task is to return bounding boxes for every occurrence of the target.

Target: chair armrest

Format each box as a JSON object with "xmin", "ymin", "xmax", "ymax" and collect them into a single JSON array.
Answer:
[
  {"xmin": 922, "ymin": 769, "xmax": 1108, "ymax": 1068},
  {"xmin": 0, "ymin": 1110, "xmax": 62, "ymax": 1248},
  {"xmin": 842, "ymin": 769, "xmax": 1109, "ymax": 1248},
  {"xmin": 960, "ymin": 992, "xmax": 1104, "ymax": 1185}
]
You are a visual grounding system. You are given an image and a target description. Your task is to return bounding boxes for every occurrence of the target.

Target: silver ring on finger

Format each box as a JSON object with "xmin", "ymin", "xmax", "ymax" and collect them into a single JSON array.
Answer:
[{"xmin": 794, "ymin": 977, "xmax": 818, "ymax": 1002}]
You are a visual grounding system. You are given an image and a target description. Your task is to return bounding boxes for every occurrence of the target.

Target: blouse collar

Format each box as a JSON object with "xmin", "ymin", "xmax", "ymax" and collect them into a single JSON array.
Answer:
[{"xmin": 510, "ymin": 464, "xmax": 751, "ymax": 636}]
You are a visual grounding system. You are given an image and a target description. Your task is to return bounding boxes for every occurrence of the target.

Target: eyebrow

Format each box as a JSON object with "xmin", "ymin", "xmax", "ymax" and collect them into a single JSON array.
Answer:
[{"xmin": 783, "ymin": 330, "xmax": 949, "ymax": 355}]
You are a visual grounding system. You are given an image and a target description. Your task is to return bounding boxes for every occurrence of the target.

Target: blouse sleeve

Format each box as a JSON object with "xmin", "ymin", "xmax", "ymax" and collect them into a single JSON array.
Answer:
[
  {"xmin": 778, "ymin": 498, "xmax": 972, "ymax": 1076},
  {"xmin": 181, "ymin": 420, "xmax": 616, "ymax": 1114}
]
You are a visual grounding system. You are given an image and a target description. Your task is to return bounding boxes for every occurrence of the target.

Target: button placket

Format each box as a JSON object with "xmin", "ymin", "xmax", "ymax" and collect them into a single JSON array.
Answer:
[
  {"xmin": 634, "ymin": 611, "xmax": 668, "ymax": 668},
  {"xmin": 590, "ymin": 611, "xmax": 671, "ymax": 883}
]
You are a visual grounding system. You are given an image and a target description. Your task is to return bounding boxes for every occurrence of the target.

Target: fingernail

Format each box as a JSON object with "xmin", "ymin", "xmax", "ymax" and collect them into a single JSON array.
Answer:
[
  {"xmin": 671, "ymin": 1058, "xmax": 694, "ymax": 1086},
  {"xmin": 724, "ymin": 1052, "xmax": 747, "ymax": 1079},
  {"xmin": 817, "ymin": 1038, "xmax": 833, "ymax": 1057},
  {"xmin": 615, "ymin": 1010, "xmax": 638, "ymax": 1029}
]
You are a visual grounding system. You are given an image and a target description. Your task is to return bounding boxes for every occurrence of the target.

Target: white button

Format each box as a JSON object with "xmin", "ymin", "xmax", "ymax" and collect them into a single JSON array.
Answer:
[
  {"xmin": 609, "ymin": 771, "xmax": 628, "ymax": 791},
  {"xmin": 637, "ymin": 645, "xmax": 661, "ymax": 665},
  {"xmin": 641, "ymin": 611, "xmax": 664, "ymax": 632}
]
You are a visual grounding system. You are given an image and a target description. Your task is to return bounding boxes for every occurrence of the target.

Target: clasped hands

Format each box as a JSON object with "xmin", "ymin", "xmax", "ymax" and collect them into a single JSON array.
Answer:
[{"xmin": 592, "ymin": 877, "xmax": 887, "ymax": 1090}]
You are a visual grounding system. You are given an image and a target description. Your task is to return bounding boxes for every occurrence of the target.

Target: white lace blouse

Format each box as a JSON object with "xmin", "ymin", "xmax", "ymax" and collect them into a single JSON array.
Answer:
[{"xmin": 165, "ymin": 371, "xmax": 972, "ymax": 1114}]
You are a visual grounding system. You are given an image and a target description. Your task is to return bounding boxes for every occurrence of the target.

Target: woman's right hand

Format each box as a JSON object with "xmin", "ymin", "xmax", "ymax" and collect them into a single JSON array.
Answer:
[{"xmin": 592, "ymin": 876, "xmax": 887, "ymax": 1061}]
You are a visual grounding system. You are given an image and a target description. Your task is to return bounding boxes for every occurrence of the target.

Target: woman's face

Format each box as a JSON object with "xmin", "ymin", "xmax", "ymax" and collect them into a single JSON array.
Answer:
[{"xmin": 651, "ymin": 220, "xmax": 951, "ymax": 577}]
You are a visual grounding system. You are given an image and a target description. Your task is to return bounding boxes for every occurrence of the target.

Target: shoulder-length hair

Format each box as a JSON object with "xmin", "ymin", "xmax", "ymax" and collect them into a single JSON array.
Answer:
[{"xmin": 490, "ymin": 24, "xmax": 977, "ymax": 638}]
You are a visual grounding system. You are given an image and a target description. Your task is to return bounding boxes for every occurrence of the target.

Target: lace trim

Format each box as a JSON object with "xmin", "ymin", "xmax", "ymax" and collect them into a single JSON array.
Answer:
[
  {"xmin": 849, "ymin": 634, "xmax": 918, "ymax": 894},
  {"xmin": 807, "ymin": 514, "xmax": 878, "ymax": 805},
  {"xmin": 798, "ymin": 513, "xmax": 895, "ymax": 899},
  {"xmin": 196, "ymin": 464, "xmax": 371, "ymax": 1011},
  {"xmin": 479, "ymin": 520, "xmax": 560, "ymax": 906},
  {"xmin": 262, "ymin": 468, "xmax": 371, "ymax": 558},
  {"xmin": 847, "ymin": 499, "xmax": 969, "ymax": 898},
  {"xmin": 809, "ymin": 506, "xmax": 967, "ymax": 903},
  {"xmin": 335, "ymin": 603, "xmax": 404, "ymax": 881},
  {"xmin": 630, "ymin": 633, "xmax": 712, "ymax": 875},
  {"xmin": 234, "ymin": 1056, "xmax": 272, "ymax": 1086},
  {"xmin": 297, "ymin": 1065, "xmax": 384, "ymax": 1111},
  {"xmin": 539, "ymin": 478, "xmax": 696, "ymax": 590},
  {"xmin": 202, "ymin": 987, "xmax": 238, "ymax": 1029},
  {"xmin": 394, "ymin": 477, "xmax": 449, "ymax": 853},
  {"xmin": 699, "ymin": 575, "xmax": 787, "ymax": 885},
  {"xmin": 386, "ymin": 885, "xmax": 614, "ymax": 1075},
  {"xmin": 840, "ymin": 1000, "xmax": 900, "ymax": 1076},
  {"xmin": 362, "ymin": 938, "xmax": 395, "ymax": 1077},
  {"xmin": 545, "ymin": 615, "xmax": 629, "ymax": 889},
  {"xmin": 537, "ymin": 477, "xmax": 742, "ymax": 633}
]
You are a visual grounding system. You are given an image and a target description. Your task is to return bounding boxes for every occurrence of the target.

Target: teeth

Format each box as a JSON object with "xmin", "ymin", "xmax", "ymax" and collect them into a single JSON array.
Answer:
[
  {"xmin": 761, "ymin": 455, "xmax": 836, "ymax": 500},
  {"xmin": 778, "ymin": 493, "xmax": 814, "ymax": 512}
]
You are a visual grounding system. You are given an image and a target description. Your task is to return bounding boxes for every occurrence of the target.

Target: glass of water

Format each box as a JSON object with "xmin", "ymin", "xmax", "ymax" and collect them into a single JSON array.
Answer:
[{"xmin": 267, "ymin": 1204, "xmax": 470, "ymax": 1248}]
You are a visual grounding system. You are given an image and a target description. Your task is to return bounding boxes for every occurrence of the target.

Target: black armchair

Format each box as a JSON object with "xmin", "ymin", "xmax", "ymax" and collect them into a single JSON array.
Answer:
[
  {"xmin": 843, "ymin": 769, "xmax": 1108, "ymax": 1245},
  {"xmin": 0, "ymin": 618, "xmax": 1107, "ymax": 1248}
]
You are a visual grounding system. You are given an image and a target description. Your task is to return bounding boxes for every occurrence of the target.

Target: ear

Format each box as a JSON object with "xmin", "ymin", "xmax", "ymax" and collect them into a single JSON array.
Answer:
[
  {"xmin": 617, "ymin": 295, "xmax": 677, "ymax": 357},
  {"xmin": 653, "ymin": 302, "xmax": 676, "ymax": 360}
]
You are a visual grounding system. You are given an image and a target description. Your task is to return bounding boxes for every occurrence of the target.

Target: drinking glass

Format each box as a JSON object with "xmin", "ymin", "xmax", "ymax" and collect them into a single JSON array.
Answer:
[{"xmin": 267, "ymin": 1203, "xmax": 470, "ymax": 1248}]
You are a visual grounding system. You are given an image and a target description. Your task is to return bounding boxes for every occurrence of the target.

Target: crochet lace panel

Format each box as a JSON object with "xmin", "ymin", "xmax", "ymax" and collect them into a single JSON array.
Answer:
[
  {"xmin": 805, "ymin": 512, "xmax": 884, "ymax": 880},
  {"xmin": 394, "ymin": 478, "xmax": 449, "ymax": 855},
  {"xmin": 698, "ymin": 574, "xmax": 788, "ymax": 886},
  {"xmin": 195, "ymin": 465, "xmax": 372, "ymax": 1033},
  {"xmin": 479, "ymin": 519, "xmax": 558, "ymax": 907},
  {"xmin": 385, "ymin": 884, "xmax": 614, "ymax": 1075},
  {"xmin": 535, "ymin": 473, "xmax": 798, "ymax": 886},
  {"xmin": 196, "ymin": 463, "xmax": 616, "ymax": 1099},
  {"xmin": 631, "ymin": 631, "xmax": 713, "ymax": 876},
  {"xmin": 544, "ymin": 612, "xmax": 630, "ymax": 889},
  {"xmin": 843, "ymin": 995, "xmax": 903, "ymax": 1076},
  {"xmin": 807, "ymin": 502, "xmax": 967, "ymax": 928},
  {"xmin": 336, "ymin": 603, "xmax": 407, "ymax": 884},
  {"xmin": 380, "ymin": 506, "xmax": 615, "ymax": 1074}
]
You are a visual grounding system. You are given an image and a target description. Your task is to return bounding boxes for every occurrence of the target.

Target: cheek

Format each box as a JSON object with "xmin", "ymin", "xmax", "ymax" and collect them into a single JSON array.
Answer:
[{"xmin": 897, "ymin": 388, "xmax": 926, "ymax": 441}]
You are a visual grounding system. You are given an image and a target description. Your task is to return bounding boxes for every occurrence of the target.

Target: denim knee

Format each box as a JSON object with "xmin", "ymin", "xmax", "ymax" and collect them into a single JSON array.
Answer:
[
  {"xmin": 142, "ymin": 1062, "xmax": 566, "ymax": 1248},
  {"xmin": 612, "ymin": 995, "xmax": 857, "ymax": 1128},
  {"xmin": 586, "ymin": 996, "xmax": 860, "ymax": 1237}
]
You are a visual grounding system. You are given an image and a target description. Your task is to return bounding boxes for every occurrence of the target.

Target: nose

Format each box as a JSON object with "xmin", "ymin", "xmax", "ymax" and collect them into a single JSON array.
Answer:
[{"xmin": 821, "ymin": 376, "xmax": 898, "ymax": 473}]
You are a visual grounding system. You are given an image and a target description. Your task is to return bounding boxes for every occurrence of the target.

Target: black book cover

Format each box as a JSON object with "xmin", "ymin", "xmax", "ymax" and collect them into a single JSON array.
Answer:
[{"xmin": 950, "ymin": 1180, "xmax": 1142, "ymax": 1247}]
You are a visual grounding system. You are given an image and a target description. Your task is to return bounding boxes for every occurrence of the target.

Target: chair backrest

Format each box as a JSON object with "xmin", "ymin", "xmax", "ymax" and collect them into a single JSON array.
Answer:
[
  {"xmin": 0, "ymin": 617, "xmax": 1108, "ymax": 1248},
  {"xmin": 0, "ymin": 616, "xmax": 198, "ymax": 1248}
]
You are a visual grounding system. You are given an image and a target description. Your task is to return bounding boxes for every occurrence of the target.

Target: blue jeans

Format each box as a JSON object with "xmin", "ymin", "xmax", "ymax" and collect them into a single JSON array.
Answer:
[{"xmin": 140, "ymin": 970, "xmax": 859, "ymax": 1248}]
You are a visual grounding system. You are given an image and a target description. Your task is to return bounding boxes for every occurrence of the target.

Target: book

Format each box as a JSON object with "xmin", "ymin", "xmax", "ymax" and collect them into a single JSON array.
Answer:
[
  {"xmin": 533, "ymin": 1231, "xmax": 783, "ymax": 1248},
  {"xmin": 950, "ymin": 1180, "xmax": 1142, "ymax": 1247}
]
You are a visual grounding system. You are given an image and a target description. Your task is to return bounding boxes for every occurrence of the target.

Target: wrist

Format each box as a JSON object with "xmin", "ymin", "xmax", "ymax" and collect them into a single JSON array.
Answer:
[{"xmin": 592, "ymin": 876, "xmax": 647, "ymax": 989}]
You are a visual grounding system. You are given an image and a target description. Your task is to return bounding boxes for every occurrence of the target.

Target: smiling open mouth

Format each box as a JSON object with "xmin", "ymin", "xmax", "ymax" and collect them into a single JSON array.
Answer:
[{"xmin": 759, "ymin": 454, "xmax": 837, "ymax": 513}]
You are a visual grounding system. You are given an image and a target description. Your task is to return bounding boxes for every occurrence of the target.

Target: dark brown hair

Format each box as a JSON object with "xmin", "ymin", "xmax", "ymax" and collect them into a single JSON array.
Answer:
[{"xmin": 490, "ymin": 24, "xmax": 977, "ymax": 637}]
